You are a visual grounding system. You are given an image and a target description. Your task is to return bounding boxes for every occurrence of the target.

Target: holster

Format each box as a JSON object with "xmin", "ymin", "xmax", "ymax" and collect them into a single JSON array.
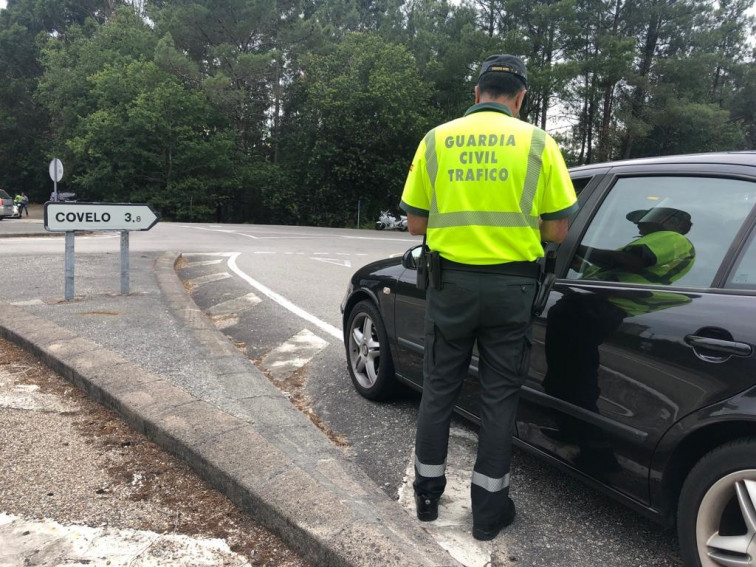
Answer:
[{"xmin": 416, "ymin": 239, "xmax": 442, "ymax": 291}]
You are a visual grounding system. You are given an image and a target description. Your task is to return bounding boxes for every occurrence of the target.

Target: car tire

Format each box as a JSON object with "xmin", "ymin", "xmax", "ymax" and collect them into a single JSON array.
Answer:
[
  {"xmin": 345, "ymin": 300, "xmax": 395, "ymax": 400},
  {"xmin": 678, "ymin": 438, "xmax": 756, "ymax": 567}
]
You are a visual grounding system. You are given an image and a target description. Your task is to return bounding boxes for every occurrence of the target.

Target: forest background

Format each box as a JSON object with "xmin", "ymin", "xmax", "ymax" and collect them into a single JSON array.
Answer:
[{"xmin": 0, "ymin": 0, "xmax": 753, "ymax": 226}]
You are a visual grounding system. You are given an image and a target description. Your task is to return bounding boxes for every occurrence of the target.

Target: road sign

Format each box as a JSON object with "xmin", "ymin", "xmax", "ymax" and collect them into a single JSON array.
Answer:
[
  {"xmin": 49, "ymin": 158, "xmax": 64, "ymax": 182},
  {"xmin": 44, "ymin": 202, "xmax": 160, "ymax": 232}
]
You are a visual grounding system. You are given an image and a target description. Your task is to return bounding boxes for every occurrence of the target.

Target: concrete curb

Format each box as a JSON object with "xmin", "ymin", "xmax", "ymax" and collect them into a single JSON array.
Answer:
[{"xmin": 0, "ymin": 250, "xmax": 459, "ymax": 567}]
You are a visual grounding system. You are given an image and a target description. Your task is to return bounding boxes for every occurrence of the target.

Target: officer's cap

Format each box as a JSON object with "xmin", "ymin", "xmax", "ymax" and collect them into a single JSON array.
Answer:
[
  {"xmin": 478, "ymin": 54, "xmax": 528, "ymax": 88},
  {"xmin": 626, "ymin": 207, "xmax": 692, "ymax": 233}
]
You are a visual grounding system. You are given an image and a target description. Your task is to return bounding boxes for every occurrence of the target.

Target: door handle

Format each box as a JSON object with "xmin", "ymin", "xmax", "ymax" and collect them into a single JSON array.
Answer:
[{"xmin": 684, "ymin": 335, "xmax": 753, "ymax": 357}]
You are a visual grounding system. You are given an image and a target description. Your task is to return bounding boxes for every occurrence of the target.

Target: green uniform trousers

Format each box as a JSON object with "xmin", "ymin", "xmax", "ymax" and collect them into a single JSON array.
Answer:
[{"xmin": 413, "ymin": 268, "xmax": 536, "ymax": 528}]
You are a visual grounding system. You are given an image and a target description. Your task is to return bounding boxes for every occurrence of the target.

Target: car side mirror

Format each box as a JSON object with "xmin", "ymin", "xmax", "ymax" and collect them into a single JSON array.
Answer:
[{"xmin": 402, "ymin": 245, "xmax": 423, "ymax": 270}]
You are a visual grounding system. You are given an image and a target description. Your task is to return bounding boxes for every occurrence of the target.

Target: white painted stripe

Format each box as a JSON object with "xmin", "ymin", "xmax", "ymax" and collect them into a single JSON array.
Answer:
[
  {"xmin": 227, "ymin": 253, "xmax": 342, "ymax": 340},
  {"xmin": 207, "ymin": 292, "xmax": 262, "ymax": 316},
  {"xmin": 184, "ymin": 259, "xmax": 225, "ymax": 268},
  {"xmin": 259, "ymin": 329, "xmax": 329, "ymax": 381},
  {"xmin": 187, "ymin": 272, "xmax": 231, "ymax": 286},
  {"xmin": 311, "ymin": 258, "xmax": 351, "ymax": 268},
  {"xmin": 10, "ymin": 299, "xmax": 44, "ymax": 306},
  {"xmin": 211, "ymin": 314, "xmax": 239, "ymax": 330}
]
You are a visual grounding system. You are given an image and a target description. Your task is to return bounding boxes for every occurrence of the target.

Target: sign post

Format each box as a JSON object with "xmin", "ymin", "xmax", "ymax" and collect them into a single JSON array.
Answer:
[
  {"xmin": 44, "ymin": 202, "xmax": 160, "ymax": 300},
  {"xmin": 49, "ymin": 158, "xmax": 63, "ymax": 201}
]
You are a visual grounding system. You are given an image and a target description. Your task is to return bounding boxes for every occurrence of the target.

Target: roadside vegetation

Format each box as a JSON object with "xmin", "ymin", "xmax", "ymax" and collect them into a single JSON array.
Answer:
[{"xmin": 0, "ymin": 0, "xmax": 753, "ymax": 225}]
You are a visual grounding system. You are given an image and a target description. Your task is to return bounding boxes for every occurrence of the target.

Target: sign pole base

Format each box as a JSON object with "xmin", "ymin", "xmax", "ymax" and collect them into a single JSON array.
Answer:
[
  {"xmin": 64, "ymin": 232, "xmax": 75, "ymax": 301},
  {"xmin": 120, "ymin": 231, "xmax": 129, "ymax": 295}
]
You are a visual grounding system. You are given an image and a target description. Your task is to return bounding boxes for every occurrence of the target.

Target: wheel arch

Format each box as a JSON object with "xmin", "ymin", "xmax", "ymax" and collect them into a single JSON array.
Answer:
[
  {"xmin": 655, "ymin": 419, "xmax": 756, "ymax": 524},
  {"xmin": 342, "ymin": 289, "xmax": 381, "ymax": 339}
]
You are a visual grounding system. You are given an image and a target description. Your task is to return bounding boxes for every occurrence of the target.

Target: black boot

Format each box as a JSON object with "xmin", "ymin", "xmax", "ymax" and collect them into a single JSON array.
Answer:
[
  {"xmin": 473, "ymin": 497, "xmax": 516, "ymax": 541},
  {"xmin": 415, "ymin": 493, "xmax": 439, "ymax": 522}
]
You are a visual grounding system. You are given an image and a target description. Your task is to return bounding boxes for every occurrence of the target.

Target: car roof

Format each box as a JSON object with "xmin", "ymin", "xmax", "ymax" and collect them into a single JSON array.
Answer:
[{"xmin": 569, "ymin": 150, "xmax": 756, "ymax": 175}]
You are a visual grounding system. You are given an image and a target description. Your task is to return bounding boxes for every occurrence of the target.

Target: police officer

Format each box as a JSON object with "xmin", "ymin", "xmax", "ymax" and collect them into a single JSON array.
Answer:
[{"xmin": 399, "ymin": 54, "xmax": 578, "ymax": 541}]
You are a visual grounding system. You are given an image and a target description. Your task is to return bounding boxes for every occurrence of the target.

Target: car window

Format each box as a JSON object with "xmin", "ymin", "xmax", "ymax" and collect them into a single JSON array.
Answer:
[
  {"xmin": 570, "ymin": 176, "xmax": 593, "ymax": 195},
  {"xmin": 726, "ymin": 227, "xmax": 756, "ymax": 290},
  {"xmin": 0, "ymin": 190, "xmax": 10, "ymax": 200},
  {"xmin": 566, "ymin": 176, "xmax": 756, "ymax": 289}
]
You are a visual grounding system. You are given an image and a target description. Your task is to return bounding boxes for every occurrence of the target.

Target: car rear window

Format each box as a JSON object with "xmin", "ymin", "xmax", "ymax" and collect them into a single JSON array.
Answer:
[{"xmin": 0, "ymin": 190, "xmax": 10, "ymax": 199}]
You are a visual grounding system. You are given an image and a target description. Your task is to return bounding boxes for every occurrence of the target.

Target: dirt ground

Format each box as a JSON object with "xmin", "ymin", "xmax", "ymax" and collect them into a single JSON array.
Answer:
[{"xmin": 0, "ymin": 337, "xmax": 310, "ymax": 566}]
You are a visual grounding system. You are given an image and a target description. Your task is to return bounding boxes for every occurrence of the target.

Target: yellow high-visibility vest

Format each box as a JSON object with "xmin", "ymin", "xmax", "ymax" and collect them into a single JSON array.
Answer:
[{"xmin": 401, "ymin": 102, "xmax": 577, "ymax": 264}]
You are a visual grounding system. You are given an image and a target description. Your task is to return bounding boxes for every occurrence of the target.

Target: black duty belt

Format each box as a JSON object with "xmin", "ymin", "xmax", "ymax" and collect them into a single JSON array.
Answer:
[{"xmin": 440, "ymin": 257, "xmax": 540, "ymax": 279}]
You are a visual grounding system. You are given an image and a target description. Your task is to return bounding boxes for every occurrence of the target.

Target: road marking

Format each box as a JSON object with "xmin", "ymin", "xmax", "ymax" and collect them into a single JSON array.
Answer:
[
  {"xmin": 10, "ymin": 299, "xmax": 44, "ymax": 306},
  {"xmin": 184, "ymin": 259, "xmax": 225, "ymax": 268},
  {"xmin": 207, "ymin": 293, "xmax": 262, "ymax": 317},
  {"xmin": 311, "ymin": 258, "xmax": 352, "ymax": 268},
  {"xmin": 259, "ymin": 329, "xmax": 329, "ymax": 381},
  {"xmin": 187, "ymin": 272, "xmax": 232, "ymax": 286},
  {"xmin": 227, "ymin": 253, "xmax": 342, "ymax": 340},
  {"xmin": 398, "ymin": 426, "xmax": 496, "ymax": 567}
]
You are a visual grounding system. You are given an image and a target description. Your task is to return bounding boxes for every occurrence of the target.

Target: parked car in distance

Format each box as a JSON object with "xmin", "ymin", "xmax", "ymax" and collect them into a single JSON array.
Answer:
[
  {"xmin": 341, "ymin": 151, "xmax": 756, "ymax": 567},
  {"xmin": 0, "ymin": 189, "xmax": 14, "ymax": 219}
]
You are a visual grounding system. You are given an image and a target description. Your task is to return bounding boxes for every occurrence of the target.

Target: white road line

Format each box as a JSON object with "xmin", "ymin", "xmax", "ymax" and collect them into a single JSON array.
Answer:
[
  {"xmin": 207, "ymin": 292, "xmax": 262, "ymax": 316},
  {"xmin": 187, "ymin": 272, "xmax": 231, "ymax": 286},
  {"xmin": 343, "ymin": 235, "xmax": 417, "ymax": 243},
  {"xmin": 311, "ymin": 258, "xmax": 352, "ymax": 268},
  {"xmin": 184, "ymin": 259, "xmax": 225, "ymax": 268},
  {"xmin": 259, "ymin": 329, "xmax": 330, "ymax": 382},
  {"xmin": 9, "ymin": 299, "xmax": 44, "ymax": 306},
  {"xmin": 211, "ymin": 314, "xmax": 239, "ymax": 330},
  {"xmin": 227, "ymin": 253, "xmax": 342, "ymax": 340}
]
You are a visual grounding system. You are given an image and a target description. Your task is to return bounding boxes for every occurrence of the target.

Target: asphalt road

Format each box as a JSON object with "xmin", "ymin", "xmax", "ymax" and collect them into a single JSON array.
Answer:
[{"xmin": 0, "ymin": 218, "xmax": 683, "ymax": 566}]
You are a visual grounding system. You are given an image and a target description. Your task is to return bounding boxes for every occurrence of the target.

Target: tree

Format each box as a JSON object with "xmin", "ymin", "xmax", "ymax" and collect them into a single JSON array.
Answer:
[
  {"xmin": 0, "ymin": 0, "xmax": 118, "ymax": 202},
  {"xmin": 281, "ymin": 32, "xmax": 436, "ymax": 226},
  {"xmin": 37, "ymin": 7, "xmax": 235, "ymax": 220}
]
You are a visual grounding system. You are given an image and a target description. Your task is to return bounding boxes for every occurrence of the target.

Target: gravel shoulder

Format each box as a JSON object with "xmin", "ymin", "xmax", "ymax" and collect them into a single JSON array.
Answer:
[{"xmin": 0, "ymin": 337, "xmax": 309, "ymax": 566}]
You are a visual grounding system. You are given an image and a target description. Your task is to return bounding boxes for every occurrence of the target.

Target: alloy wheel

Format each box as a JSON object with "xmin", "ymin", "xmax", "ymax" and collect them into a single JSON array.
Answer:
[
  {"xmin": 348, "ymin": 311, "xmax": 381, "ymax": 390},
  {"xmin": 697, "ymin": 470, "xmax": 756, "ymax": 567}
]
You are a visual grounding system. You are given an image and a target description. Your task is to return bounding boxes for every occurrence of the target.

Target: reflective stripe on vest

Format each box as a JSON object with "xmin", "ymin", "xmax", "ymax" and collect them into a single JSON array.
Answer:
[
  {"xmin": 472, "ymin": 471, "xmax": 510, "ymax": 493},
  {"xmin": 426, "ymin": 128, "xmax": 545, "ymax": 231}
]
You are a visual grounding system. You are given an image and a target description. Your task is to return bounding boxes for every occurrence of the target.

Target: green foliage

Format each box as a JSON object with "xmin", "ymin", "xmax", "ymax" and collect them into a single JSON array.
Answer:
[
  {"xmin": 282, "ymin": 31, "xmax": 436, "ymax": 226},
  {"xmin": 0, "ymin": 0, "xmax": 753, "ymax": 221}
]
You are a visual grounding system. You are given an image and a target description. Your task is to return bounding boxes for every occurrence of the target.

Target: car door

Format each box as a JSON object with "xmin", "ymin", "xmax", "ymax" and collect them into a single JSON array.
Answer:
[{"xmin": 518, "ymin": 164, "xmax": 756, "ymax": 506}]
